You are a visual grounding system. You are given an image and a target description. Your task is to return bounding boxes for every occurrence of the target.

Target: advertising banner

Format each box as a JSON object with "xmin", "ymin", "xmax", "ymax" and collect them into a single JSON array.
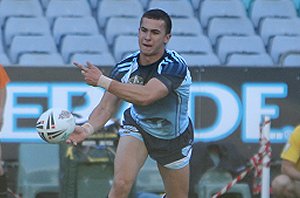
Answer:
[
  {"xmin": 190, "ymin": 67, "xmax": 300, "ymax": 158},
  {"xmin": 2, "ymin": 66, "xmax": 300, "ymax": 159}
]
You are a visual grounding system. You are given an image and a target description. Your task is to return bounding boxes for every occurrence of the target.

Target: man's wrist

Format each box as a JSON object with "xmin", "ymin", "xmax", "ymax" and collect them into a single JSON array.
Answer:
[
  {"xmin": 81, "ymin": 123, "xmax": 95, "ymax": 136},
  {"xmin": 97, "ymin": 75, "xmax": 112, "ymax": 90}
]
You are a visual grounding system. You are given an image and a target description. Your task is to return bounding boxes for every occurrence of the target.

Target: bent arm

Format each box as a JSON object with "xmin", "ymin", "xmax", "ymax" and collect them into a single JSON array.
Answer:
[
  {"xmin": 108, "ymin": 77, "xmax": 169, "ymax": 106},
  {"xmin": 74, "ymin": 62, "xmax": 169, "ymax": 106},
  {"xmin": 281, "ymin": 160, "xmax": 300, "ymax": 181}
]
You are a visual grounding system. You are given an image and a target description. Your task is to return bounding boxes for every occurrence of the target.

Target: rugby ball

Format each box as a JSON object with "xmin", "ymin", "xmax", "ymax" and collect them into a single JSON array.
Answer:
[{"xmin": 36, "ymin": 108, "xmax": 75, "ymax": 143}]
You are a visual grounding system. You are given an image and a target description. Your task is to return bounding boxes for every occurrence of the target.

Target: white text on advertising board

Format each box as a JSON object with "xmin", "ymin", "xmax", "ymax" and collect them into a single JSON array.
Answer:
[{"xmin": 1, "ymin": 82, "xmax": 292, "ymax": 143}]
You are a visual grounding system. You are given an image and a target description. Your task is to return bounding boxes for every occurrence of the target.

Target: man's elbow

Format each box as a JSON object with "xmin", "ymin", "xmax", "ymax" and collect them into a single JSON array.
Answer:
[{"xmin": 134, "ymin": 97, "xmax": 155, "ymax": 106}]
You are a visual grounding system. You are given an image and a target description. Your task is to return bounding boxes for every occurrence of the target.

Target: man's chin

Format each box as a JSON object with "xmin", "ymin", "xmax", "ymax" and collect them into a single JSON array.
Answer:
[{"xmin": 140, "ymin": 50, "xmax": 153, "ymax": 56}]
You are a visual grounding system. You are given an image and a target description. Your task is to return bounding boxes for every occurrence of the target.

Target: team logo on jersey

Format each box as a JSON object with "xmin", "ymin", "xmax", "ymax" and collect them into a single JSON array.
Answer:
[{"xmin": 128, "ymin": 75, "xmax": 144, "ymax": 85}]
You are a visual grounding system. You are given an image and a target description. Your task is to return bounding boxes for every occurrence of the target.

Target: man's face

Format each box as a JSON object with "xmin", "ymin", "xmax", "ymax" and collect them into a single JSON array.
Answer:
[{"xmin": 138, "ymin": 17, "xmax": 171, "ymax": 58}]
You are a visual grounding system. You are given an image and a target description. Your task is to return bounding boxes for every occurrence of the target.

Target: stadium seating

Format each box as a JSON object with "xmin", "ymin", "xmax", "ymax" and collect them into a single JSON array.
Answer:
[
  {"xmin": 268, "ymin": 35, "xmax": 300, "ymax": 64},
  {"xmin": 172, "ymin": 17, "xmax": 203, "ymax": 36},
  {"xmin": 9, "ymin": 35, "xmax": 58, "ymax": 64},
  {"xmin": 4, "ymin": 17, "xmax": 51, "ymax": 47},
  {"xmin": 39, "ymin": 0, "xmax": 50, "ymax": 10},
  {"xmin": 71, "ymin": 52, "xmax": 116, "ymax": 66},
  {"xmin": 249, "ymin": 0, "xmax": 298, "ymax": 29},
  {"xmin": 190, "ymin": 0, "xmax": 201, "ymax": 11},
  {"xmin": 113, "ymin": 35, "xmax": 139, "ymax": 62},
  {"xmin": 45, "ymin": 0, "xmax": 92, "ymax": 26},
  {"xmin": 0, "ymin": 0, "xmax": 298, "ymax": 67},
  {"xmin": 52, "ymin": 16, "xmax": 99, "ymax": 46},
  {"xmin": 0, "ymin": 0, "xmax": 43, "ymax": 28},
  {"xmin": 199, "ymin": 0, "xmax": 247, "ymax": 29},
  {"xmin": 88, "ymin": 0, "xmax": 101, "ymax": 11},
  {"xmin": 0, "ymin": 53, "xmax": 11, "ymax": 65},
  {"xmin": 280, "ymin": 51, "xmax": 300, "ymax": 67},
  {"xmin": 140, "ymin": 0, "xmax": 150, "ymax": 9},
  {"xmin": 0, "ymin": 32, "xmax": 4, "ymax": 53},
  {"xmin": 97, "ymin": 0, "xmax": 144, "ymax": 30},
  {"xmin": 207, "ymin": 17, "xmax": 256, "ymax": 46},
  {"xmin": 297, "ymin": 0, "xmax": 300, "ymax": 10},
  {"xmin": 241, "ymin": 0, "xmax": 253, "ymax": 11},
  {"xmin": 226, "ymin": 53, "xmax": 274, "ymax": 67},
  {"xmin": 294, "ymin": 0, "xmax": 300, "ymax": 9},
  {"xmin": 259, "ymin": 18, "xmax": 300, "ymax": 46},
  {"xmin": 60, "ymin": 34, "xmax": 109, "ymax": 63},
  {"xmin": 148, "ymin": 0, "xmax": 194, "ymax": 18},
  {"xmin": 18, "ymin": 53, "xmax": 65, "ymax": 66},
  {"xmin": 182, "ymin": 53, "xmax": 221, "ymax": 67},
  {"xmin": 167, "ymin": 35, "xmax": 214, "ymax": 55},
  {"xmin": 105, "ymin": 17, "xmax": 139, "ymax": 46},
  {"xmin": 216, "ymin": 35, "xmax": 266, "ymax": 64}
]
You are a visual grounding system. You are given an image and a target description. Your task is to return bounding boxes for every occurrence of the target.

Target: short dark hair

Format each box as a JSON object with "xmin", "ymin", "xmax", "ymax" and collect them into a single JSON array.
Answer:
[{"xmin": 140, "ymin": 9, "xmax": 172, "ymax": 34}]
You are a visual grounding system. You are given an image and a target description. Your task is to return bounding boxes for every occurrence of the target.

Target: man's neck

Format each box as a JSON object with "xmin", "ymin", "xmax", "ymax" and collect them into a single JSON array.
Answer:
[{"xmin": 139, "ymin": 51, "xmax": 165, "ymax": 66}]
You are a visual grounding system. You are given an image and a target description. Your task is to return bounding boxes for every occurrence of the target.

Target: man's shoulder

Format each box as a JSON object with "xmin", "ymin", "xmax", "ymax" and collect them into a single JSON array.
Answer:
[
  {"xmin": 117, "ymin": 51, "xmax": 139, "ymax": 65},
  {"xmin": 113, "ymin": 55, "xmax": 137, "ymax": 72},
  {"xmin": 110, "ymin": 54, "xmax": 138, "ymax": 80},
  {"xmin": 165, "ymin": 49, "xmax": 186, "ymax": 63},
  {"xmin": 161, "ymin": 50, "xmax": 188, "ymax": 77}
]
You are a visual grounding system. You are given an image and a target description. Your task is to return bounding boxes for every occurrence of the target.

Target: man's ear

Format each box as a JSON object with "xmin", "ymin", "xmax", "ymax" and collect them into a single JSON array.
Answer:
[{"xmin": 164, "ymin": 34, "xmax": 171, "ymax": 44}]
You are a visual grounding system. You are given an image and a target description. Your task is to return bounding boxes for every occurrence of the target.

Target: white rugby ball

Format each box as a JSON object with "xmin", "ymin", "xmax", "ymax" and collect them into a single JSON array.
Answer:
[{"xmin": 36, "ymin": 108, "xmax": 75, "ymax": 143}]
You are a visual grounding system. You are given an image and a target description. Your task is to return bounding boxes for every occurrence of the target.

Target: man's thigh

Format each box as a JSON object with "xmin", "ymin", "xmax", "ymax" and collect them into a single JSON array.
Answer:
[
  {"xmin": 113, "ymin": 136, "xmax": 148, "ymax": 182},
  {"xmin": 157, "ymin": 164, "xmax": 189, "ymax": 198}
]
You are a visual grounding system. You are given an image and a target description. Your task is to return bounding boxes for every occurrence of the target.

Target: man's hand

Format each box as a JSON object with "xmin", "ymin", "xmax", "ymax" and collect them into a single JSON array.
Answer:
[
  {"xmin": 73, "ymin": 62, "xmax": 102, "ymax": 86},
  {"xmin": 66, "ymin": 125, "xmax": 89, "ymax": 146}
]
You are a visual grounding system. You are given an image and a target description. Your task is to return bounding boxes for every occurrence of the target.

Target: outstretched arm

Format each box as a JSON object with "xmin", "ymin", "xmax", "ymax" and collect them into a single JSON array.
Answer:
[
  {"xmin": 88, "ymin": 91, "xmax": 121, "ymax": 132},
  {"xmin": 67, "ymin": 90, "xmax": 121, "ymax": 145}
]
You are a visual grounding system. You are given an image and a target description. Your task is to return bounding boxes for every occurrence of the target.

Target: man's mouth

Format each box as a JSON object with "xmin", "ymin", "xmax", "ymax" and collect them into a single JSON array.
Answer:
[{"xmin": 143, "ymin": 43, "xmax": 151, "ymax": 48}]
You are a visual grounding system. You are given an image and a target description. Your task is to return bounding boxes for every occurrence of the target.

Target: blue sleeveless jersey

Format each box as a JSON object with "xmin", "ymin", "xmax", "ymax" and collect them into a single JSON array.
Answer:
[{"xmin": 110, "ymin": 50, "xmax": 192, "ymax": 139}]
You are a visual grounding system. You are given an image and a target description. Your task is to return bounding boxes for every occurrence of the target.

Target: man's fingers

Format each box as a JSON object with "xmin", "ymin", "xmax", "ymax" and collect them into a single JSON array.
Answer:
[
  {"xmin": 71, "ymin": 140, "xmax": 77, "ymax": 146},
  {"xmin": 73, "ymin": 62, "xmax": 89, "ymax": 76},
  {"xmin": 73, "ymin": 62, "xmax": 82, "ymax": 69},
  {"xmin": 66, "ymin": 139, "xmax": 72, "ymax": 144},
  {"xmin": 86, "ymin": 61, "xmax": 94, "ymax": 69},
  {"xmin": 66, "ymin": 138, "xmax": 77, "ymax": 146},
  {"xmin": 73, "ymin": 62, "xmax": 88, "ymax": 71}
]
